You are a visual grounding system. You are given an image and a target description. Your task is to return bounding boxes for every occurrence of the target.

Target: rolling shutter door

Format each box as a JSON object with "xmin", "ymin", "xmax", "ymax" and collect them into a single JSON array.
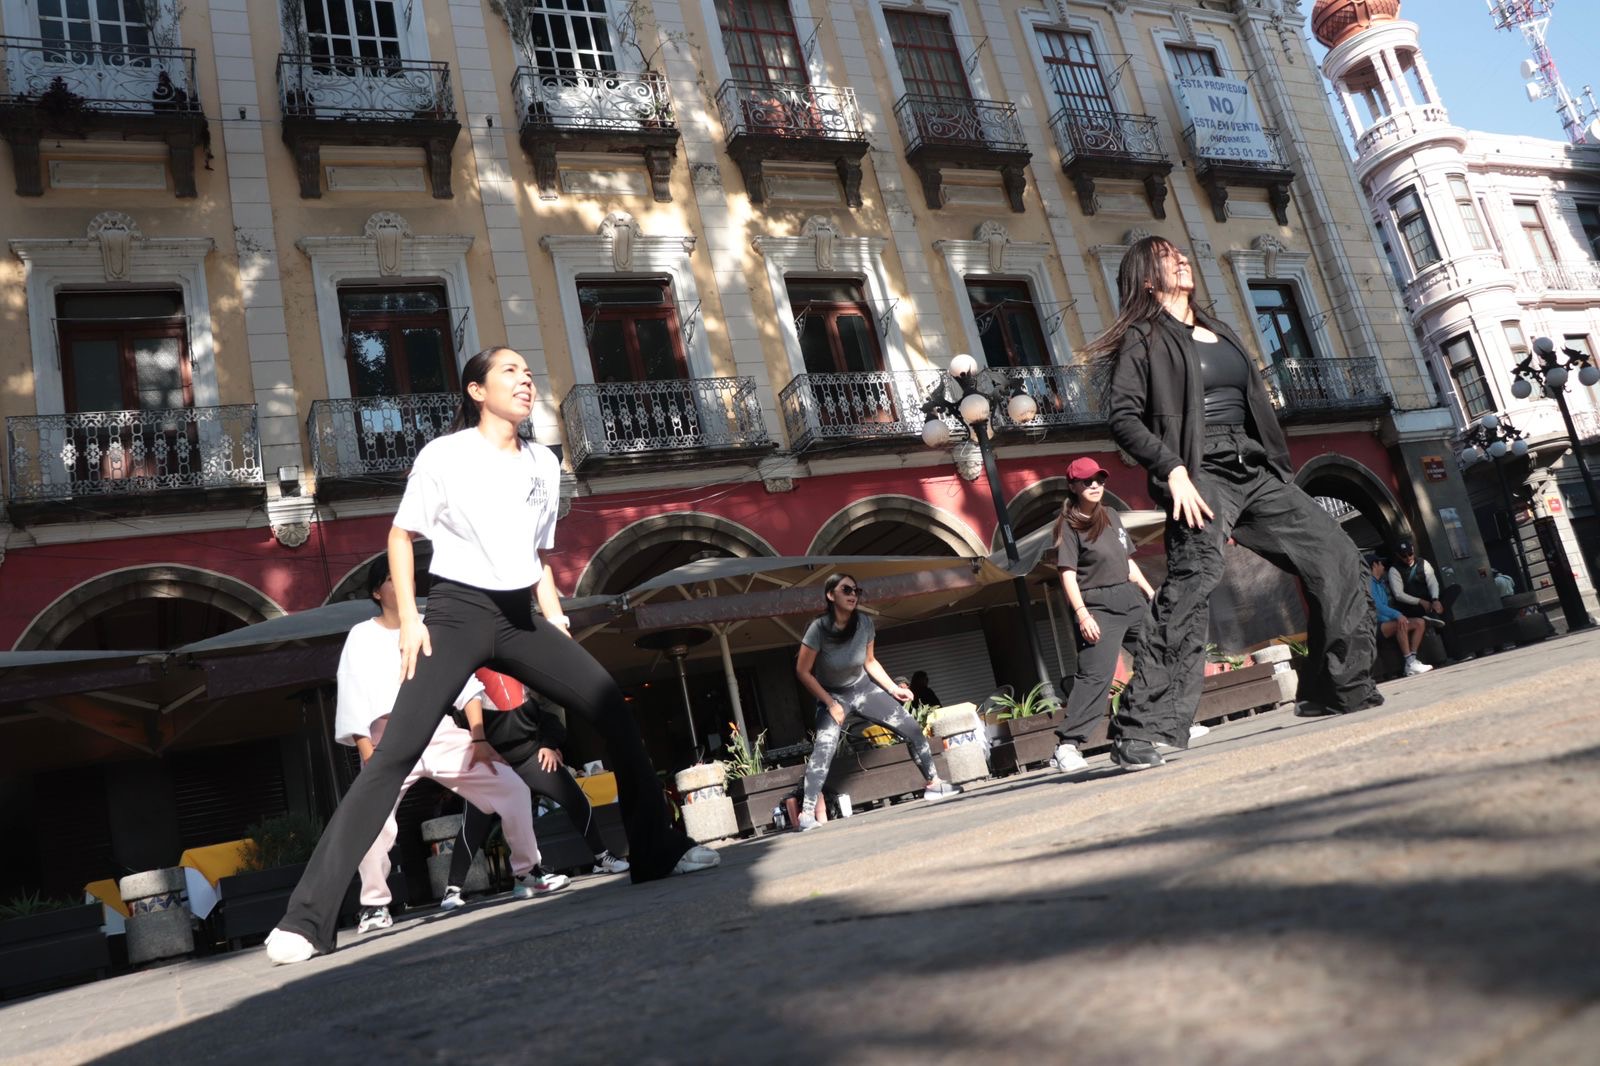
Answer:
[{"xmin": 874, "ymin": 626, "xmax": 998, "ymax": 708}]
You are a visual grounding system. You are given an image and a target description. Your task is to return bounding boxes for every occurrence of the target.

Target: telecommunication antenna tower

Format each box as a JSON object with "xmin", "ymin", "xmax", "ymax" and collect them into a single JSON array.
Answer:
[{"xmin": 1486, "ymin": 0, "xmax": 1600, "ymax": 144}]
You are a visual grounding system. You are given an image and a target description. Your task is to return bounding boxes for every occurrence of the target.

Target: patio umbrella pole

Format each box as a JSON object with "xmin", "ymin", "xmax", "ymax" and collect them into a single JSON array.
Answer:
[
  {"xmin": 717, "ymin": 628, "xmax": 751, "ymax": 744},
  {"xmin": 670, "ymin": 650, "xmax": 700, "ymax": 761}
]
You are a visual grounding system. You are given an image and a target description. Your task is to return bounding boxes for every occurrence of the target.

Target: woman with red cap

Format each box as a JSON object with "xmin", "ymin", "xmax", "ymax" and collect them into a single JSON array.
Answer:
[{"xmin": 1049, "ymin": 456, "xmax": 1156, "ymax": 773}]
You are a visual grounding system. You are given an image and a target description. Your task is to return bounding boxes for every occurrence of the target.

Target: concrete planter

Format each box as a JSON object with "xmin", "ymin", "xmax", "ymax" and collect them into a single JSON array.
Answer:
[
  {"xmin": 932, "ymin": 704, "xmax": 988, "ymax": 786},
  {"xmin": 0, "ymin": 902, "xmax": 109, "ymax": 997},
  {"xmin": 676, "ymin": 763, "xmax": 739, "ymax": 843},
  {"xmin": 211, "ymin": 863, "xmax": 305, "ymax": 948},
  {"xmin": 1250, "ymin": 644, "xmax": 1299, "ymax": 704},
  {"xmin": 987, "ymin": 711, "xmax": 1059, "ymax": 776},
  {"xmin": 118, "ymin": 868, "xmax": 193, "ymax": 965}
]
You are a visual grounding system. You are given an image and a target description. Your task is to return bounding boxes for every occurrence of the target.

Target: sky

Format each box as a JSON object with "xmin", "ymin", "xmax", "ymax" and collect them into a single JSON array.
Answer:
[{"xmin": 1306, "ymin": 0, "xmax": 1600, "ymax": 144}]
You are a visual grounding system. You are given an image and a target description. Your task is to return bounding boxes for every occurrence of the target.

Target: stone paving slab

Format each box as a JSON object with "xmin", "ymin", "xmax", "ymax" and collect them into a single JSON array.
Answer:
[{"xmin": 4, "ymin": 632, "xmax": 1599, "ymax": 1065}]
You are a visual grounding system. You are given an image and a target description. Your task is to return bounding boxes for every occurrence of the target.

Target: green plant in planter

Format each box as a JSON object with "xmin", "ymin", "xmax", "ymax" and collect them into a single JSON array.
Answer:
[
  {"xmin": 239, "ymin": 812, "xmax": 324, "ymax": 872},
  {"xmin": 907, "ymin": 700, "xmax": 939, "ymax": 737},
  {"xmin": 0, "ymin": 890, "xmax": 80, "ymax": 920},
  {"xmin": 1274, "ymin": 636, "xmax": 1310, "ymax": 658},
  {"xmin": 1109, "ymin": 678, "xmax": 1127, "ymax": 714},
  {"xmin": 990, "ymin": 682, "xmax": 1056, "ymax": 720},
  {"xmin": 720, "ymin": 722, "xmax": 767, "ymax": 781},
  {"xmin": 1203, "ymin": 642, "xmax": 1248, "ymax": 670}
]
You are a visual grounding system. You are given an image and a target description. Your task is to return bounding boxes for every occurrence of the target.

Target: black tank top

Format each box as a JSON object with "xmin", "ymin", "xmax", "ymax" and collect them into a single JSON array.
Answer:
[{"xmin": 1196, "ymin": 330, "xmax": 1252, "ymax": 425}]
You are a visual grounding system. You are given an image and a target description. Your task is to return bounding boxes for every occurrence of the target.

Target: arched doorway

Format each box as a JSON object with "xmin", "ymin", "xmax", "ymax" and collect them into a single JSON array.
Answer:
[
  {"xmin": 16, "ymin": 565, "xmax": 281, "ymax": 651},
  {"xmin": 807, "ymin": 495, "xmax": 984, "ymax": 557},
  {"xmin": 1295, "ymin": 455, "xmax": 1405, "ymax": 553},
  {"xmin": 577, "ymin": 513, "xmax": 776, "ymax": 597}
]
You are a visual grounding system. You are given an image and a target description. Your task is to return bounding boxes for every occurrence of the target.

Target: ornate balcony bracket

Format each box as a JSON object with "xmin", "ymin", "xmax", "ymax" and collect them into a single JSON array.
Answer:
[
  {"xmin": 513, "ymin": 67, "xmax": 679, "ymax": 202},
  {"xmin": 716, "ymin": 81, "xmax": 870, "ymax": 208},
  {"xmin": 0, "ymin": 36, "xmax": 208, "ymax": 197},
  {"xmin": 277, "ymin": 54, "xmax": 460, "ymax": 198},
  {"xmin": 895, "ymin": 94, "xmax": 1031, "ymax": 213},
  {"xmin": 1184, "ymin": 123, "xmax": 1294, "ymax": 225},
  {"xmin": 1052, "ymin": 109, "xmax": 1171, "ymax": 219}
]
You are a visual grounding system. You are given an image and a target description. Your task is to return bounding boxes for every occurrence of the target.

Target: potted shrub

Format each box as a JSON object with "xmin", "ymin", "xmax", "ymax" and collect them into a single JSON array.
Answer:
[
  {"xmin": 209, "ymin": 813, "xmax": 323, "ymax": 949},
  {"xmin": 0, "ymin": 890, "xmax": 110, "ymax": 997},
  {"xmin": 1203, "ymin": 642, "xmax": 1249, "ymax": 677},
  {"xmin": 986, "ymin": 684, "xmax": 1060, "ymax": 775},
  {"xmin": 723, "ymin": 723, "xmax": 804, "ymax": 834}
]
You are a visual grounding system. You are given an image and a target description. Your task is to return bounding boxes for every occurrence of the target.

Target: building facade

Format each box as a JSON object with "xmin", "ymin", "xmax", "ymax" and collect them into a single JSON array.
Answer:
[
  {"xmin": 0, "ymin": 0, "xmax": 1487, "ymax": 898},
  {"xmin": 1315, "ymin": 0, "xmax": 1600, "ymax": 624}
]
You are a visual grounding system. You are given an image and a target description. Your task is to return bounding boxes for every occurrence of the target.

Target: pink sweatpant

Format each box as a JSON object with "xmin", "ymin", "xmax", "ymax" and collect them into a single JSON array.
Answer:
[{"xmin": 357, "ymin": 716, "xmax": 539, "ymax": 906}]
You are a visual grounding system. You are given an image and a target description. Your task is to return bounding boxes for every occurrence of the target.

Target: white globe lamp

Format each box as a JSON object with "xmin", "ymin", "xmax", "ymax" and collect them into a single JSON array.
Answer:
[
  {"xmin": 1511, "ymin": 377, "xmax": 1534, "ymax": 399},
  {"xmin": 1461, "ymin": 445, "xmax": 1483, "ymax": 465},
  {"xmin": 1480, "ymin": 413, "xmax": 1500, "ymax": 431},
  {"xmin": 1005, "ymin": 391, "xmax": 1038, "ymax": 424},
  {"xmin": 1489, "ymin": 439, "xmax": 1508, "ymax": 458},
  {"xmin": 948, "ymin": 352, "xmax": 979, "ymax": 379},
  {"xmin": 1533, "ymin": 336, "xmax": 1556, "ymax": 357},
  {"xmin": 958, "ymin": 391, "xmax": 991, "ymax": 425},
  {"xmin": 921, "ymin": 417, "xmax": 951, "ymax": 448},
  {"xmin": 1580, "ymin": 365, "xmax": 1600, "ymax": 387},
  {"xmin": 1512, "ymin": 438, "xmax": 1530, "ymax": 458},
  {"xmin": 1545, "ymin": 365, "xmax": 1568, "ymax": 389}
]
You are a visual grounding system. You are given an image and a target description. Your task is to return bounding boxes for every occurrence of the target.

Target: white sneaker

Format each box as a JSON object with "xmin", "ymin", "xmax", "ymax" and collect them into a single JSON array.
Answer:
[
  {"xmin": 1404, "ymin": 657, "xmax": 1434, "ymax": 676},
  {"xmin": 439, "ymin": 885, "xmax": 465, "ymax": 911},
  {"xmin": 672, "ymin": 844, "xmax": 722, "ymax": 874},
  {"xmin": 356, "ymin": 905, "xmax": 392, "ymax": 933},
  {"xmin": 264, "ymin": 928, "xmax": 315, "ymax": 965},
  {"xmin": 922, "ymin": 779, "xmax": 960, "ymax": 802},
  {"xmin": 795, "ymin": 812, "xmax": 820, "ymax": 832},
  {"xmin": 1189, "ymin": 722, "xmax": 1211, "ymax": 738},
  {"xmin": 1052, "ymin": 743, "xmax": 1088, "ymax": 772},
  {"xmin": 591, "ymin": 851, "xmax": 630, "ymax": 875},
  {"xmin": 513, "ymin": 871, "xmax": 570, "ymax": 898}
]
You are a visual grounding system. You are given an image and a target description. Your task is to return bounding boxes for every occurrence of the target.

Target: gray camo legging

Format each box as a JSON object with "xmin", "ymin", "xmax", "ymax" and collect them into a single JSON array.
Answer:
[{"xmin": 802, "ymin": 673, "xmax": 938, "ymax": 813}]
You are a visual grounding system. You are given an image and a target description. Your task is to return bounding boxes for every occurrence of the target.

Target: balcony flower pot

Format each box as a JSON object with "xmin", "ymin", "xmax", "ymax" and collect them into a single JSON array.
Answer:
[{"xmin": 0, "ymin": 901, "xmax": 109, "ymax": 997}]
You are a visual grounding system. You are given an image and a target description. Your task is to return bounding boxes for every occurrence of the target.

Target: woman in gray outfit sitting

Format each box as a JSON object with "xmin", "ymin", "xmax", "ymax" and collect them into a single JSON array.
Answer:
[{"xmin": 792, "ymin": 573, "xmax": 960, "ymax": 830}]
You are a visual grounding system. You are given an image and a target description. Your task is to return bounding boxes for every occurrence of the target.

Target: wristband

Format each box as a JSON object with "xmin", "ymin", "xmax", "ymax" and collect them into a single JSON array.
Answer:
[
  {"xmin": 548, "ymin": 614, "xmax": 571, "ymax": 627},
  {"xmin": 1075, "ymin": 606, "xmax": 1089, "ymax": 616}
]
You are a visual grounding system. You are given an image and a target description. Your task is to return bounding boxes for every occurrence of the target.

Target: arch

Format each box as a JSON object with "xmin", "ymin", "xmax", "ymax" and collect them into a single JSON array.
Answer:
[
  {"xmin": 1294, "ymin": 454, "xmax": 1407, "ymax": 551},
  {"xmin": 807, "ymin": 495, "xmax": 986, "ymax": 557},
  {"xmin": 995, "ymin": 477, "xmax": 1132, "ymax": 552},
  {"xmin": 575, "ymin": 512, "xmax": 777, "ymax": 596},
  {"xmin": 15, "ymin": 565, "xmax": 284, "ymax": 651}
]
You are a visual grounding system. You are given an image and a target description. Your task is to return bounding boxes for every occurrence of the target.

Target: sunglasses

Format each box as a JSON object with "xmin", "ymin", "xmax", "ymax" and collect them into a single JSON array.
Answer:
[
  {"xmin": 836, "ymin": 584, "xmax": 865, "ymax": 598},
  {"xmin": 1074, "ymin": 474, "xmax": 1109, "ymax": 486}
]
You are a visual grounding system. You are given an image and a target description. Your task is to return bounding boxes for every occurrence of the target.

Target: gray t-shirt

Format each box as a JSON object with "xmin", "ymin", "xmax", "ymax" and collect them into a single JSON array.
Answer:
[
  {"xmin": 801, "ymin": 612, "xmax": 876, "ymax": 691},
  {"xmin": 1057, "ymin": 508, "xmax": 1133, "ymax": 591}
]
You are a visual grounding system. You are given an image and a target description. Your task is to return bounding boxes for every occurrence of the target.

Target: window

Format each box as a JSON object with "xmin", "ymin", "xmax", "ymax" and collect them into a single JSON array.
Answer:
[
  {"xmin": 39, "ymin": 0, "xmax": 152, "ymax": 50},
  {"xmin": 886, "ymin": 10, "xmax": 970, "ymax": 100},
  {"xmin": 719, "ymin": 0, "xmax": 806, "ymax": 86},
  {"xmin": 303, "ymin": 0, "xmax": 403, "ymax": 63},
  {"xmin": 339, "ymin": 287, "xmax": 457, "ymax": 397},
  {"xmin": 1516, "ymin": 201, "xmax": 1556, "ymax": 263},
  {"xmin": 1450, "ymin": 177, "xmax": 1490, "ymax": 252},
  {"xmin": 1503, "ymin": 321, "xmax": 1527, "ymax": 357},
  {"xmin": 965, "ymin": 280, "xmax": 1049, "ymax": 368},
  {"xmin": 1165, "ymin": 45, "xmax": 1221, "ymax": 78},
  {"xmin": 58, "ymin": 290, "xmax": 190, "ymax": 413},
  {"xmin": 1378, "ymin": 226, "xmax": 1407, "ymax": 288},
  {"xmin": 1392, "ymin": 188, "xmax": 1441, "ymax": 270},
  {"xmin": 579, "ymin": 280, "xmax": 686, "ymax": 382},
  {"xmin": 1577, "ymin": 203, "xmax": 1600, "ymax": 260},
  {"xmin": 1442, "ymin": 334, "xmax": 1492, "ymax": 419},
  {"xmin": 1037, "ymin": 29, "xmax": 1112, "ymax": 115},
  {"xmin": 522, "ymin": 0, "xmax": 616, "ymax": 73},
  {"xmin": 789, "ymin": 279, "xmax": 884, "ymax": 373},
  {"xmin": 1250, "ymin": 284, "xmax": 1314, "ymax": 365}
]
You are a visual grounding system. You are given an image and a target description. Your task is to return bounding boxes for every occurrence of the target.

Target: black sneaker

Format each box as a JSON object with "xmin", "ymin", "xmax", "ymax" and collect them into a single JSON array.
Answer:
[{"xmin": 1110, "ymin": 738, "xmax": 1165, "ymax": 771}]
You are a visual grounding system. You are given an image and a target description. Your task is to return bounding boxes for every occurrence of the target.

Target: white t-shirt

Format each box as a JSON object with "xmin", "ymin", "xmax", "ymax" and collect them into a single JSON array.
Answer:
[
  {"xmin": 393, "ymin": 428, "xmax": 561, "ymax": 591},
  {"xmin": 333, "ymin": 617, "xmax": 486, "ymax": 747}
]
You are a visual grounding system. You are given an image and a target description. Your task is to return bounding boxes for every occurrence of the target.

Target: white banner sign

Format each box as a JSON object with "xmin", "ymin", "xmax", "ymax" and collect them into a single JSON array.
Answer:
[{"xmin": 1172, "ymin": 75, "xmax": 1276, "ymax": 164}]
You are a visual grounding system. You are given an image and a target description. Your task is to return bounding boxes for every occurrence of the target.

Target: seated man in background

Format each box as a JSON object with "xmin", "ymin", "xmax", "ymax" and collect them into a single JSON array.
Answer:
[
  {"xmin": 1387, "ymin": 539, "xmax": 1447, "ymax": 629},
  {"xmin": 1369, "ymin": 554, "xmax": 1433, "ymax": 678}
]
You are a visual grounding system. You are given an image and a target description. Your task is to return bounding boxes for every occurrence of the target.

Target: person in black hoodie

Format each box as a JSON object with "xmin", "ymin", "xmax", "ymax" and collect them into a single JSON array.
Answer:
[{"xmin": 1091, "ymin": 236, "xmax": 1380, "ymax": 770}]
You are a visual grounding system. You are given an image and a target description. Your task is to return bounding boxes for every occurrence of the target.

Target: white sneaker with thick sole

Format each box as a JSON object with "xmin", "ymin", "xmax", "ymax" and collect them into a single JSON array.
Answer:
[
  {"xmin": 356, "ymin": 905, "xmax": 392, "ymax": 933},
  {"xmin": 439, "ymin": 885, "xmax": 465, "ymax": 911},
  {"xmin": 591, "ymin": 851, "xmax": 630, "ymax": 875},
  {"xmin": 513, "ymin": 872, "xmax": 570, "ymax": 898},
  {"xmin": 672, "ymin": 844, "xmax": 722, "ymax": 874},
  {"xmin": 1052, "ymin": 743, "xmax": 1088, "ymax": 772},
  {"xmin": 264, "ymin": 928, "xmax": 315, "ymax": 965},
  {"xmin": 1404, "ymin": 657, "xmax": 1434, "ymax": 676},
  {"xmin": 1189, "ymin": 722, "xmax": 1211, "ymax": 738},
  {"xmin": 922, "ymin": 779, "xmax": 960, "ymax": 802},
  {"xmin": 795, "ymin": 812, "xmax": 820, "ymax": 832}
]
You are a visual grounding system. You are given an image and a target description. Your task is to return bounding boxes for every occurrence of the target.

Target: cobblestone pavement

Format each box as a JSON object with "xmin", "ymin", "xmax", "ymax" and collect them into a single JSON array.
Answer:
[{"xmin": 5, "ymin": 631, "xmax": 1599, "ymax": 1065}]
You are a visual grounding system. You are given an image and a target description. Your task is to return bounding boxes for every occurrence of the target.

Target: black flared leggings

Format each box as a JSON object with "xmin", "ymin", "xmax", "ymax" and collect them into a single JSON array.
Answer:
[
  {"xmin": 1055, "ymin": 582, "xmax": 1148, "ymax": 746},
  {"xmin": 278, "ymin": 578, "xmax": 689, "ymax": 954}
]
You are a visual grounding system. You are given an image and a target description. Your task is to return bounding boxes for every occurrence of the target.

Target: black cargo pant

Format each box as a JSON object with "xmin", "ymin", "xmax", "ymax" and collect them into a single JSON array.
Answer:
[
  {"xmin": 1112, "ymin": 426, "xmax": 1377, "ymax": 748},
  {"xmin": 278, "ymin": 579, "xmax": 691, "ymax": 955},
  {"xmin": 1056, "ymin": 583, "xmax": 1148, "ymax": 746}
]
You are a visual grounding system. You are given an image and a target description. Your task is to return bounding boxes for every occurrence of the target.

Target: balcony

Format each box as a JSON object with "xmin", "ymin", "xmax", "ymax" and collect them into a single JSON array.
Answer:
[
  {"xmin": 1181, "ymin": 123, "xmax": 1295, "ymax": 224},
  {"xmin": 1518, "ymin": 260, "xmax": 1600, "ymax": 296},
  {"xmin": 277, "ymin": 54, "xmax": 460, "ymax": 198},
  {"xmin": 0, "ymin": 36, "xmax": 207, "ymax": 196},
  {"xmin": 893, "ymin": 94, "xmax": 1031, "ymax": 213},
  {"xmin": 5, "ymin": 406, "xmax": 262, "ymax": 517},
  {"xmin": 307, "ymin": 393, "xmax": 457, "ymax": 489},
  {"xmin": 1265, "ymin": 358, "xmax": 1391, "ymax": 422},
  {"xmin": 715, "ymin": 81, "xmax": 870, "ymax": 208},
  {"xmin": 780, "ymin": 370, "xmax": 949, "ymax": 453},
  {"xmin": 561, "ymin": 378, "xmax": 772, "ymax": 469},
  {"xmin": 1050, "ymin": 108, "xmax": 1171, "ymax": 219},
  {"xmin": 513, "ymin": 67, "xmax": 678, "ymax": 202},
  {"xmin": 1353, "ymin": 103, "xmax": 1456, "ymax": 161},
  {"xmin": 992, "ymin": 364, "xmax": 1107, "ymax": 431}
]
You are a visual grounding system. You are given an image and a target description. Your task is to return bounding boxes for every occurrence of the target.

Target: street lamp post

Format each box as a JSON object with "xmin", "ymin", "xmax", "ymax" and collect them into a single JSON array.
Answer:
[
  {"xmin": 1459, "ymin": 414, "xmax": 1534, "ymax": 595},
  {"xmin": 921, "ymin": 354, "xmax": 1059, "ymax": 708},
  {"xmin": 1514, "ymin": 338, "xmax": 1600, "ymax": 547}
]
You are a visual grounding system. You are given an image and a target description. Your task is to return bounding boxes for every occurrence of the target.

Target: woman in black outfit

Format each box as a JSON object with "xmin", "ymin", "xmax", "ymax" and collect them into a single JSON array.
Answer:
[
  {"xmin": 1049, "ymin": 455, "xmax": 1156, "ymax": 774},
  {"xmin": 265, "ymin": 347, "xmax": 715, "ymax": 965},
  {"xmin": 1092, "ymin": 237, "xmax": 1379, "ymax": 771}
]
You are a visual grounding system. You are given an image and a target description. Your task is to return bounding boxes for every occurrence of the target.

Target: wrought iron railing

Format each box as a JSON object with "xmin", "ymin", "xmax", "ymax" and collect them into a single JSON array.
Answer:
[
  {"xmin": 561, "ymin": 377, "xmax": 768, "ymax": 467},
  {"xmin": 307, "ymin": 393, "xmax": 458, "ymax": 480},
  {"xmin": 1265, "ymin": 358, "xmax": 1390, "ymax": 413},
  {"xmin": 1520, "ymin": 261, "xmax": 1600, "ymax": 293},
  {"xmin": 277, "ymin": 53, "xmax": 453, "ymax": 121},
  {"xmin": 1181, "ymin": 122, "xmax": 1289, "ymax": 170},
  {"xmin": 894, "ymin": 93, "xmax": 1028, "ymax": 154},
  {"xmin": 6, "ymin": 405, "xmax": 261, "ymax": 501},
  {"xmin": 780, "ymin": 370, "xmax": 948, "ymax": 453},
  {"xmin": 1050, "ymin": 108, "xmax": 1166, "ymax": 166},
  {"xmin": 992, "ymin": 364, "xmax": 1106, "ymax": 428},
  {"xmin": 715, "ymin": 80, "xmax": 865, "ymax": 142},
  {"xmin": 0, "ymin": 36, "xmax": 200, "ymax": 113},
  {"xmin": 511, "ymin": 66, "xmax": 673, "ymax": 132}
]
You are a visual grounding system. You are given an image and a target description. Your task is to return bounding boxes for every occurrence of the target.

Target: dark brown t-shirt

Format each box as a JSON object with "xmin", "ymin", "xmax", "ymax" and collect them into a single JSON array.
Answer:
[{"xmin": 1057, "ymin": 508, "xmax": 1133, "ymax": 591}]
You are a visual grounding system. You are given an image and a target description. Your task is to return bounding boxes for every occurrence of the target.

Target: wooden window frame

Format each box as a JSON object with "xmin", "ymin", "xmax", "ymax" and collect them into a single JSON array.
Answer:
[
  {"xmin": 789, "ymin": 278, "xmax": 885, "ymax": 374},
  {"xmin": 58, "ymin": 294, "xmax": 193, "ymax": 414},
  {"xmin": 1165, "ymin": 45, "xmax": 1221, "ymax": 78},
  {"xmin": 1442, "ymin": 334, "xmax": 1492, "ymax": 419},
  {"xmin": 964, "ymin": 279, "xmax": 1050, "ymax": 368},
  {"xmin": 1037, "ymin": 29, "xmax": 1112, "ymax": 115},
  {"xmin": 338, "ymin": 286, "xmax": 458, "ymax": 398},
  {"xmin": 1393, "ymin": 187, "xmax": 1441, "ymax": 271},
  {"xmin": 886, "ymin": 9, "xmax": 971, "ymax": 100},
  {"xmin": 1515, "ymin": 201, "xmax": 1556, "ymax": 264},
  {"xmin": 1249, "ymin": 282, "xmax": 1314, "ymax": 366},
  {"xmin": 719, "ymin": 0, "xmax": 807, "ymax": 86},
  {"xmin": 578, "ymin": 278, "xmax": 689, "ymax": 382}
]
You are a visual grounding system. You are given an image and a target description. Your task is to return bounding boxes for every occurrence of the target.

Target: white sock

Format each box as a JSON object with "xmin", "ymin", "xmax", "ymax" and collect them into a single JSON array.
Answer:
[{"xmin": 1405, "ymin": 653, "xmax": 1418, "ymax": 664}]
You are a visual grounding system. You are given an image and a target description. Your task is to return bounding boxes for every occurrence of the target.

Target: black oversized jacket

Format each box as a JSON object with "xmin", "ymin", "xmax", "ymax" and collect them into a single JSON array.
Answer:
[{"xmin": 1106, "ymin": 311, "xmax": 1292, "ymax": 502}]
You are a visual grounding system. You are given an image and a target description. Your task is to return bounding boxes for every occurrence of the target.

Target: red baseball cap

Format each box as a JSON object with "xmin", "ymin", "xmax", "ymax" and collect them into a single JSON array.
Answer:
[{"xmin": 1065, "ymin": 456, "xmax": 1109, "ymax": 481}]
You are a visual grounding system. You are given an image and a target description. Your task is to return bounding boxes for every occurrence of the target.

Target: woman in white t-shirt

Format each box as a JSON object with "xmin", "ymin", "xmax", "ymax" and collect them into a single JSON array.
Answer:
[{"xmin": 266, "ymin": 347, "xmax": 715, "ymax": 965}]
